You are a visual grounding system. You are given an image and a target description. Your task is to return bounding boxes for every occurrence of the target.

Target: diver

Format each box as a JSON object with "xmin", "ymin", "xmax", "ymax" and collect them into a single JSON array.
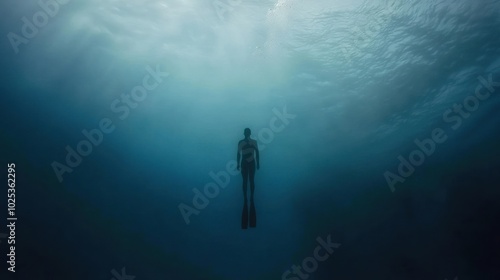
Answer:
[{"xmin": 237, "ymin": 128, "xmax": 259, "ymax": 229}]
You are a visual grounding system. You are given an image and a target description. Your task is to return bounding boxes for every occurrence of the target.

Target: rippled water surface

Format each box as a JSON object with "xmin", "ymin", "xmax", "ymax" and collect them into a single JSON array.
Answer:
[{"xmin": 1, "ymin": 0, "xmax": 500, "ymax": 279}]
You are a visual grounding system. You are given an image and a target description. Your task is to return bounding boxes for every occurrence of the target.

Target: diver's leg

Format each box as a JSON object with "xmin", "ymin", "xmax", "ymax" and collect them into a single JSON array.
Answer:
[
  {"xmin": 249, "ymin": 162, "xmax": 256, "ymax": 228},
  {"xmin": 249, "ymin": 162, "xmax": 255, "ymax": 202},
  {"xmin": 241, "ymin": 163, "xmax": 249, "ymax": 229},
  {"xmin": 242, "ymin": 164, "xmax": 249, "ymax": 202}
]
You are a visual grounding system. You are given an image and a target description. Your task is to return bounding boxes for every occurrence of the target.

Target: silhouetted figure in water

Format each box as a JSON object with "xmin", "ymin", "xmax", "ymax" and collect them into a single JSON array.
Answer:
[{"xmin": 237, "ymin": 128, "xmax": 259, "ymax": 229}]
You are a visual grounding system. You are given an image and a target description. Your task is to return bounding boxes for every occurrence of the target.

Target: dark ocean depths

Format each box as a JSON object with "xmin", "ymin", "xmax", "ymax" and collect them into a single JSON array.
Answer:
[{"xmin": 1, "ymin": 0, "xmax": 499, "ymax": 279}]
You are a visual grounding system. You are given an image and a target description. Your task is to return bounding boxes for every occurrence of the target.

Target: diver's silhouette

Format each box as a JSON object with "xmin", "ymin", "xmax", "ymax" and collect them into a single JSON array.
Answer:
[{"xmin": 237, "ymin": 128, "xmax": 259, "ymax": 229}]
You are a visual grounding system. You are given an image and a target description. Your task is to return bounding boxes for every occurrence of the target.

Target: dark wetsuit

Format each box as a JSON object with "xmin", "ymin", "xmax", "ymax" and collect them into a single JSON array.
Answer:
[
  {"xmin": 238, "ymin": 137, "xmax": 259, "ymax": 228},
  {"xmin": 238, "ymin": 138, "xmax": 258, "ymax": 197}
]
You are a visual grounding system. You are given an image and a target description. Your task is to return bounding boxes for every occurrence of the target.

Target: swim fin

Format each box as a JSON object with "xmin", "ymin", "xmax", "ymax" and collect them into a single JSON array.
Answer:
[{"xmin": 249, "ymin": 200, "xmax": 256, "ymax": 228}]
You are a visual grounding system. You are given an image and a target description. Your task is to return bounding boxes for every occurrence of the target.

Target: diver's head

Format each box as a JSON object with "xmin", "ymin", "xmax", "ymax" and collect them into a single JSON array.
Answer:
[{"xmin": 244, "ymin": 128, "xmax": 251, "ymax": 138}]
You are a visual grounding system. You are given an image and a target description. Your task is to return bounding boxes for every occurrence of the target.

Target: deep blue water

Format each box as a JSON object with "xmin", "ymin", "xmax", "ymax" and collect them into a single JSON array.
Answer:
[{"xmin": 1, "ymin": 0, "xmax": 500, "ymax": 279}]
